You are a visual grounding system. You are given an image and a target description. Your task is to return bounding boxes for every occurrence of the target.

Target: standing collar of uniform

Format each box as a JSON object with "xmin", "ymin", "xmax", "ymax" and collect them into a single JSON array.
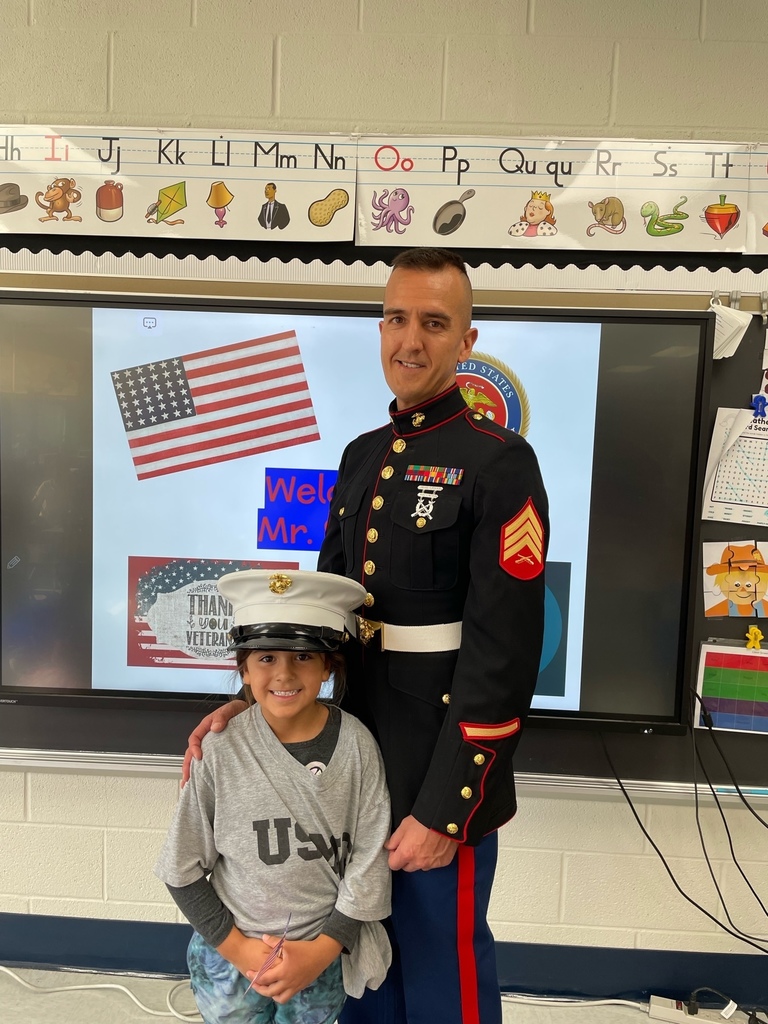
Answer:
[{"xmin": 388, "ymin": 385, "xmax": 468, "ymax": 436}]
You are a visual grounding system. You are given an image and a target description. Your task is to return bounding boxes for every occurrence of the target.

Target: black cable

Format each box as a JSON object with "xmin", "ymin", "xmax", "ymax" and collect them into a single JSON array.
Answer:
[
  {"xmin": 687, "ymin": 987, "xmax": 768, "ymax": 1021},
  {"xmin": 694, "ymin": 740, "xmax": 768, "ymax": 919},
  {"xmin": 687, "ymin": 985, "xmax": 733, "ymax": 1012},
  {"xmin": 689, "ymin": 690, "xmax": 768, "ymax": 940},
  {"xmin": 690, "ymin": 688, "xmax": 768, "ymax": 830},
  {"xmin": 598, "ymin": 734, "xmax": 768, "ymax": 955}
]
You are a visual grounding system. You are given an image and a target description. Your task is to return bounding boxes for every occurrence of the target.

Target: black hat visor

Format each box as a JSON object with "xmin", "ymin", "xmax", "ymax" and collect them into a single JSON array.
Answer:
[{"xmin": 228, "ymin": 622, "xmax": 346, "ymax": 653}]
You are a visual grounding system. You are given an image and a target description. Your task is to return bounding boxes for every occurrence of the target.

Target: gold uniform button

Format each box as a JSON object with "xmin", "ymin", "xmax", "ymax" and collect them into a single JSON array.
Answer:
[
  {"xmin": 473, "ymin": 413, "xmax": 484, "ymax": 420},
  {"xmin": 364, "ymin": 560, "xmax": 376, "ymax": 576},
  {"xmin": 461, "ymin": 787, "xmax": 473, "ymax": 800},
  {"xmin": 364, "ymin": 592, "xmax": 375, "ymax": 607},
  {"xmin": 416, "ymin": 517, "xmax": 426, "ymax": 528},
  {"xmin": 339, "ymin": 506, "xmax": 345, "ymax": 515},
  {"xmin": 474, "ymin": 754, "xmax": 486, "ymax": 766},
  {"xmin": 372, "ymin": 496, "xmax": 384, "ymax": 510},
  {"xmin": 393, "ymin": 438, "xmax": 406, "ymax": 454},
  {"xmin": 441, "ymin": 693, "xmax": 451, "ymax": 705},
  {"xmin": 446, "ymin": 823, "xmax": 459, "ymax": 835},
  {"xmin": 381, "ymin": 466, "xmax": 394, "ymax": 480},
  {"xmin": 367, "ymin": 528, "xmax": 378, "ymax": 543}
]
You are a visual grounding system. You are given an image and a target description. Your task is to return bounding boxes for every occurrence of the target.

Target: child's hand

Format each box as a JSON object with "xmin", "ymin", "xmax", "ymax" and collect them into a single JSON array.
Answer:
[
  {"xmin": 231, "ymin": 936, "xmax": 274, "ymax": 979},
  {"xmin": 216, "ymin": 929, "xmax": 273, "ymax": 979},
  {"xmin": 247, "ymin": 934, "xmax": 342, "ymax": 1004}
]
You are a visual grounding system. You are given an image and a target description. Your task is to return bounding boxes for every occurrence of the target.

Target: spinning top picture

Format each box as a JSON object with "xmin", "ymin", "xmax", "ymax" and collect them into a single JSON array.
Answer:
[
  {"xmin": 703, "ymin": 194, "xmax": 740, "ymax": 239},
  {"xmin": 432, "ymin": 189, "xmax": 475, "ymax": 235}
]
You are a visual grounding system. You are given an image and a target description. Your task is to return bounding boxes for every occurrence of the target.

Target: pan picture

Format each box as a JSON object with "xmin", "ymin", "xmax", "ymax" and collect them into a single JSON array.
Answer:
[{"xmin": 432, "ymin": 189, "xmax": 475, "ymax": 235}]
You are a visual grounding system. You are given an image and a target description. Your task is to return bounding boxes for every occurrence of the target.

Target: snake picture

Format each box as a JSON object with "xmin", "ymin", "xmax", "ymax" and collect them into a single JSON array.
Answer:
[{"xmin": 640, "ymin": 195, "xmax": 689, "ymax": 236}]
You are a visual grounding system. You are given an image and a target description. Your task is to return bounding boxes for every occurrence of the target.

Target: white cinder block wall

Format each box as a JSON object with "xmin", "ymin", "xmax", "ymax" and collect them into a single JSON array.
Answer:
[
  {"xmin": 1, "ymin": 768, "xmax": 767, "ymax": 955},
  {"xmin": 2, "ymin": 0, "xmax": 768, "ymax": 960}
]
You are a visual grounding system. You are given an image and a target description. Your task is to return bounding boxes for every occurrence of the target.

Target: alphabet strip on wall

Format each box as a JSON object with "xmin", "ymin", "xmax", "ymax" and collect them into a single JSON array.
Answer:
[
  {"xmin": 2, "ymin": 126, "xmax": 767, "ymax": 252},
  {"xmin": 357, "ymin": 137, "xmax": 752, "ymax": 251},
  {"xmin": 0, "ymin": 127, "xmax": 357, "ymax": 242}
]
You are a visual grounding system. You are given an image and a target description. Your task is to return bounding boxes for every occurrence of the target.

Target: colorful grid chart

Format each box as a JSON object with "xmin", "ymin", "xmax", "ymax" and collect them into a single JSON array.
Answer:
[{"xmin": 696, "ymin": 644, "xmax": 768, "ymax": 734}]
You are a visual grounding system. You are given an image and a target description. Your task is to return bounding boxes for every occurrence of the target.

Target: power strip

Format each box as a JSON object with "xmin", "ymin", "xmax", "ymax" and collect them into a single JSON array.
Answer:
[{"xmin": 649, "ymin": 997, "xmax": 739, "ymax": 1024}]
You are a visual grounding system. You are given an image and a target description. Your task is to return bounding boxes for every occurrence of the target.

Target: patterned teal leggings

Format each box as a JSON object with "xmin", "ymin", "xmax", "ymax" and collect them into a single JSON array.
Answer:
[{"xmin": 187, "ymin": 932, "xmax": 346, "ymax": 1024}]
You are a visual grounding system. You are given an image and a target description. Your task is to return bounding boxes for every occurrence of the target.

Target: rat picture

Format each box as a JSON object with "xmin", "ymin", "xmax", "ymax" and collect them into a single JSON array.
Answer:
[{"xmin": 587, "ymin": 196, "xmax": 626, "ymax": 235}]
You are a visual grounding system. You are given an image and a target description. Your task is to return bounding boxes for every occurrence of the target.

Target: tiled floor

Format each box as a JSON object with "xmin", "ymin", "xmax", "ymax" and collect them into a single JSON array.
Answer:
[{"xmin": 0, "ymin": 964, "xmax": 649, "ymax": 1024}]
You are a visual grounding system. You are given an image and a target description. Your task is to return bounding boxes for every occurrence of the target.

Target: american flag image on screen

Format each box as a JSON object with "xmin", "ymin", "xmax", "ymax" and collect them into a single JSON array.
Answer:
[{"xmin": 111, "ymin": 330, "xmax": 320, "ymax": 480}]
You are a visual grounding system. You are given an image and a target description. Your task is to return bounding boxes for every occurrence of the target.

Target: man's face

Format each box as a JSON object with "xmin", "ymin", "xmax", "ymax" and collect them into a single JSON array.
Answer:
[
  {"xmin": 379, "ymin": 266, "xmax": 477, "ymax": 410},
  {"xmin": 264, "ymin": 184, "xmax": 276, "ymax": 201}
]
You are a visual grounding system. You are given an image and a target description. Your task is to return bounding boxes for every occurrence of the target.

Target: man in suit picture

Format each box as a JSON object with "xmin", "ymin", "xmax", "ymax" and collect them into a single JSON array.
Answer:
[{"xmin": 258, "ymin": 182, "xmax": 290, "ymax": 230}]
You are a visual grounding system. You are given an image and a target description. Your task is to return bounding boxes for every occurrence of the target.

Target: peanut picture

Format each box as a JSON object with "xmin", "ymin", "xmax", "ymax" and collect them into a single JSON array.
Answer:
[{"xmin": 307, "ymin": 188, "xmax": 349, "ymax": 227}]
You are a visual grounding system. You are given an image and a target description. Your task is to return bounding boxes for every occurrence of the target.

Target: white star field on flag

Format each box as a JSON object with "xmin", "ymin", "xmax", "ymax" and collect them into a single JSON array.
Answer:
[{"xmin": 111, "ymin": 359, "xmax": 196, "ymax": 431}]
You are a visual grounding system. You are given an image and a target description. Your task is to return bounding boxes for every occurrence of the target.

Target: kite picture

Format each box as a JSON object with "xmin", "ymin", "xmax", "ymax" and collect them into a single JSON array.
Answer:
[{"xmin": 145, "ymin": 181, "xmax": 187, "ymax": 225}]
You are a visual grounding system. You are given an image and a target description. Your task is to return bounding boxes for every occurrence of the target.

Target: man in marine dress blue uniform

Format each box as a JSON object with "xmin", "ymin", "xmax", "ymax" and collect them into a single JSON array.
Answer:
[{"xmin": 185, "ymin": 248, "xmax": 549, "ymax": 1024}]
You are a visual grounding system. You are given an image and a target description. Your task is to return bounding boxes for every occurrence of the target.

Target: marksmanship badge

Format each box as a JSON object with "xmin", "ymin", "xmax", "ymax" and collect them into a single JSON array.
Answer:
[{"xmin": 411, "ymin": 484, "xmax": 443, "ymax": 520}]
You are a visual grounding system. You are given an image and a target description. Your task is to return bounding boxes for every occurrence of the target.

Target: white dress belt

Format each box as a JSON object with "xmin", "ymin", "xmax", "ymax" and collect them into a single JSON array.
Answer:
[{"xmin": 355, "ymin": 618, "xmax": 463, "ymax": 652}]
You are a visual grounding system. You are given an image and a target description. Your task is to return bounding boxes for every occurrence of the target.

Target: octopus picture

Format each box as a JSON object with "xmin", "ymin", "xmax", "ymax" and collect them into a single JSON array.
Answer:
[{"xmin": 371, "ymin": 187, "xmax": 414, "ymax": 233}]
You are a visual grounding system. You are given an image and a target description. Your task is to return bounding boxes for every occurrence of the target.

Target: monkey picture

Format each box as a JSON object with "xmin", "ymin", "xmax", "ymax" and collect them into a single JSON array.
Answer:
[
  {"xmin": 35, "ymin": 178, "xmax": 83, "ymax": 223},
  {"xmin": 587, "ymin": 196, "xmax": 626, "ymax": 236}
]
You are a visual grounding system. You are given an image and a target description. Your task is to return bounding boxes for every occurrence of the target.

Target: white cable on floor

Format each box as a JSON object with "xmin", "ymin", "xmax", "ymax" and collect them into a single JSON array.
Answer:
[
  {"xmin": 0, "ymin": 964, "xmax": 202, "ymax": 1021},
  {"xmin": 1, "ymin": 964, "xmax": 653, "ymax": 1020},
  {"xmin": 501, "ymin": 992, "xmax": 649, "ymax": 1012}
]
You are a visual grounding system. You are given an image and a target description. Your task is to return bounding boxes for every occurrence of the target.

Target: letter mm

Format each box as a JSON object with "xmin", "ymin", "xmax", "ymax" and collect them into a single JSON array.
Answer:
[{"xmin": 499, "ymin": 498, "xmax": 544, "ymax": 580}]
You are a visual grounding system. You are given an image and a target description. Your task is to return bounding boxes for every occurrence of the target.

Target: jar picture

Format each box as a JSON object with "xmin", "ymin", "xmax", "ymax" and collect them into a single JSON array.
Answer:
[{"xmin": 96, "ymin": 180, "xmax": 123, "ymax": 222}]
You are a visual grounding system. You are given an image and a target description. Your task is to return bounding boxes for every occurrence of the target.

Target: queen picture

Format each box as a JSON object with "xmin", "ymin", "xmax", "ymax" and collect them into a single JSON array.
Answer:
[{"xmin": 508, "ymin": 190, "xmax": 558, "ymax": 237}]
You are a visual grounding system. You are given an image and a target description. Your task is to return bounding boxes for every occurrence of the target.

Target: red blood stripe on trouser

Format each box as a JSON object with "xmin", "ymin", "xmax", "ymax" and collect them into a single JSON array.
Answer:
[
  {"xmin": 457, "ymin": 844, "xmax": 480, "ymax": 1024},
  {"xmin": 339, "ymin": 832, "xmax": 500, "ymax": 1024}
]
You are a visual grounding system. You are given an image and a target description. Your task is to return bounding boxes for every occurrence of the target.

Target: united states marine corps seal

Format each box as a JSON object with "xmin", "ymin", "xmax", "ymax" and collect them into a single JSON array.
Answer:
[{"xmin": 456, "ymin": 351, "xmax": 530, "ymax": 435}]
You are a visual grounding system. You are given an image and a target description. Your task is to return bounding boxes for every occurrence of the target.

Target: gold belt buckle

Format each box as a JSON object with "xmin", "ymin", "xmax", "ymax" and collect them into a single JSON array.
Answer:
[{"xmin": 356, "ymin": 616, "xmax": 382, "ymax": 645}]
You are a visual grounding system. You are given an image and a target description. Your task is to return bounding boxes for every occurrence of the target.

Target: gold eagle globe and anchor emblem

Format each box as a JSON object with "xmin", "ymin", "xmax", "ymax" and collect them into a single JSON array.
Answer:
[
  {"xmin": 356, "ymin": 616, "xmax": 381, "ymax": 644},
  {"xmin": 268, "ymin": 573, "xmax": 293, "ymax": 595},
  {"xmin": 457, "ymin": 351, "xmax": 530, "ymax": 436}
]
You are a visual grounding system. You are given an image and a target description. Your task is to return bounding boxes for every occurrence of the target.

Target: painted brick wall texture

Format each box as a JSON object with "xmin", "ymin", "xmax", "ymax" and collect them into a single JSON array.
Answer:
[
  {"xmin": 2, "ymin": 0, "xmax": 767, "ymax": 138},
  {"xmin": 2, "ymin": 0, "xmax": 768, "ymax": 955},
  {"xmin": 1, "ymin": 769, "xmax": 767, "ymax": 953}
]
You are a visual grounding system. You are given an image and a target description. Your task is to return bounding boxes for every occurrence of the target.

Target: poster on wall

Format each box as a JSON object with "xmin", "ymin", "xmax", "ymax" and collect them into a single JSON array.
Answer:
[
  {"xmin": 696, "ymin": 642, "xmax": 768, "ymax": 734},
  {"xmin": 355, "ymin": 136, "xmax": 751, "ymax": 252},
  {"xmin": 0, "ymin": 126, "xmax": 357, "ymax": 241}
]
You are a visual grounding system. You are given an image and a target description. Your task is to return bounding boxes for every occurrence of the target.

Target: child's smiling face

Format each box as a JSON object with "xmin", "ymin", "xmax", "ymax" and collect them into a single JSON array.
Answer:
[{"xmin": 241, "ymin": 649, "xmax": 331, "ymax": 741}]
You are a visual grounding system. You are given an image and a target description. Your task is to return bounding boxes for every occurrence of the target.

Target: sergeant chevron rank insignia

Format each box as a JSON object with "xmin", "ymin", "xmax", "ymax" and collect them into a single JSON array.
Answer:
[{"xmin": 500, "ymin": 498, "xmax": 544, "ymax": 579}]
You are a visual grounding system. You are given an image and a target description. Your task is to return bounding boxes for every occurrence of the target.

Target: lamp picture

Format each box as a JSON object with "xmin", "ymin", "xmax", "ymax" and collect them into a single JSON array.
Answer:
[{"xmin": 206, "ymin": 180, "xmax": 235, "ymax": 228}]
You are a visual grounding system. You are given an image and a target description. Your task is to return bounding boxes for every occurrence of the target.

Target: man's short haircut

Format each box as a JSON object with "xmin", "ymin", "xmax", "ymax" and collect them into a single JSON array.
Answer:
[
  {"xmin": 390, "ymin": 247, "xmax": 469, "ymax": 279},
  {"xmin": 266, "ymin": 182, "xmax": 277, "ymax": 190}
]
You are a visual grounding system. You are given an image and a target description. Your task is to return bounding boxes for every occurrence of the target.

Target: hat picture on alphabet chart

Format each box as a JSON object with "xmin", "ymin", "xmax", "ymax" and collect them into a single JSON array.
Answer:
[{"xmin": 0, "ymin": 182, "xmax": 28, "ymax": 214}]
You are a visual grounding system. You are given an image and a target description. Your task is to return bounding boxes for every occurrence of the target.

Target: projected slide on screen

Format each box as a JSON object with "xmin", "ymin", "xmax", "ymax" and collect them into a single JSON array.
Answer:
[{"xmin": 91, "ymin": 309, "xmax": 600, "ymax": 707}]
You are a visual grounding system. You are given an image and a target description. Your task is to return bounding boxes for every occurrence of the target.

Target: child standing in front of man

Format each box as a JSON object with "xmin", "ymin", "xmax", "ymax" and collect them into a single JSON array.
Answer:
[{"xmin": 155, "ymin": 569, "xmax": 391, "ymax": 1024}]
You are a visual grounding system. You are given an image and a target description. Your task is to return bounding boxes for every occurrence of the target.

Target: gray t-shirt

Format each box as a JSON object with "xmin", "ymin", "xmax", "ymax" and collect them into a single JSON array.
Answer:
[{"xmin": 155, "ymin": 703, "xmax": 392, "ymax": 994}]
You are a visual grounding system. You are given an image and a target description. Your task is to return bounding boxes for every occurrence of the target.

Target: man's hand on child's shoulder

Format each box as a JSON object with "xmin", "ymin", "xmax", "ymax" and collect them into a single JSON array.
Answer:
[{"xmin": 181, "ymin": 700, "xmax": 248, "ymax": 786}]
